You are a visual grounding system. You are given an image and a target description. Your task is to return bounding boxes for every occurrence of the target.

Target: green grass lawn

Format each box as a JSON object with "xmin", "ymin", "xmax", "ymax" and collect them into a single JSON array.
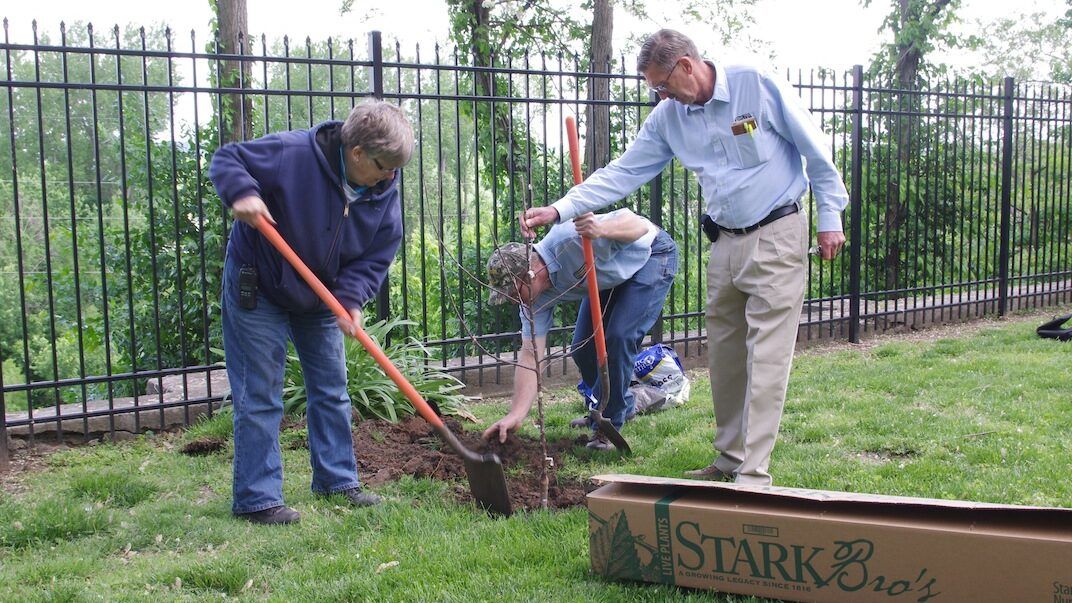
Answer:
[{"xmin": 2, "ymin": 310, "xmax": 1070, "ymax": 602}]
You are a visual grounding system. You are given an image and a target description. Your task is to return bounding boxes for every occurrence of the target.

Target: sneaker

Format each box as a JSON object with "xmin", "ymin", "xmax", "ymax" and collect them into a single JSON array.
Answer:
[
  {"xmin": 585, "ymin": 432, "xmax": 615, "ymax": 451},
  {"xmin": 336, "ymin": 487, "xmax": 383, "ymax": 508},
  {"xmin": 235, "ymin": 505, "xmax": 301, "ymax": 525},
  {"xmin": 569, "ymin": 416, "xmax": 590, "ymax": 429},
  {"xmin": 683, "ymin": 463, "xmax": 735, "ymax": 482}
]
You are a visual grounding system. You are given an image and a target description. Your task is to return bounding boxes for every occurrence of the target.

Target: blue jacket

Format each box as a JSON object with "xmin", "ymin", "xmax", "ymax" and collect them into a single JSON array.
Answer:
[{"xmin": 210, "ymin": 121, "xmax": 403, "ymax": 313}]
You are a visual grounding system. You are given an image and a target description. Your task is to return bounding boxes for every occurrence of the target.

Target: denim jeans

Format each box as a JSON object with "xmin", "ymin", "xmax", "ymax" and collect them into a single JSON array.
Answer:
[
  {"xmin": 222, "ymin": 256, "xmax": 360, "ymax": 514},
  {"xmin": 571, "ymin": 230, "xmax": 678, "ymax": 430}
]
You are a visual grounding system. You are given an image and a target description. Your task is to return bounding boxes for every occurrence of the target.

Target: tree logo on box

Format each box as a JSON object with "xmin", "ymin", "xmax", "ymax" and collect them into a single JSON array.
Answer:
[{"xmin": 589, "ymin": 510, "xmax": 670, "ymax": 584}]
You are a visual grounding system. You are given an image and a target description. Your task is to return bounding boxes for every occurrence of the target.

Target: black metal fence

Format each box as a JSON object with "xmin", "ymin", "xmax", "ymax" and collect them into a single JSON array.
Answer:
[{"xmin": 2, "ymin": 23, "xmax": 1070, "ymax": 456}]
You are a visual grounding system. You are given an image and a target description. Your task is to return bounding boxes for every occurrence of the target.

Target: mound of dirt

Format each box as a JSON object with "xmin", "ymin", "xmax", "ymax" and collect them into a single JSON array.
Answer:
[
  {"xmin": 351, "ymin": 416, "xmax": 592, "ymax": 512},
  {"xmin": 175, "ymin": 415, "xmax": 595, "ymax": 513},
  {"xmin": 180, "ymin": 436, "xmax": 227, "ymax": 456}
]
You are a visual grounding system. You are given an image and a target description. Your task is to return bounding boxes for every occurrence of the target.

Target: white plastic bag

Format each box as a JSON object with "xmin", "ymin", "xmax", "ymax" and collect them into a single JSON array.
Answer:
[
  {"xmin": 576, "ymin": 344, "xmax": 691, "ymax": 419},
  {"xmin": 631, "ymin": 344, "xmax": 690, "ymax": 412}
]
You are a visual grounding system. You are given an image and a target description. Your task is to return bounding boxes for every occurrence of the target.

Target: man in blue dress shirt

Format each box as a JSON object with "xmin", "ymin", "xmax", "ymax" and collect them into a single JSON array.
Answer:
[
  {"xmin": 520, "ymin": 30, "xmax": 849, "ymax": 484},
  {"xmin": 482, "ymin": 209, "xmax": 678, "ymax": 451}
]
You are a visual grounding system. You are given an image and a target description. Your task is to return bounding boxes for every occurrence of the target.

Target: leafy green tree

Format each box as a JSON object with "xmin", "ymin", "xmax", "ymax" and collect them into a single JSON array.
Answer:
[
  {"xmin": 844, "ymin": 0, "xmax": 1070, "ymax": 302},
  {"xmin": 860, "ymin": 0, "xmax": 963, "ymax": 293},
  {"xmin": 967, "ymin": 2, "xmax": 1072, "ymax": 83},
  {"xmin": 1, "ymin": 22, "xmax": 224, "ymax": 407},
  {"xmin": 616, "ymin": 0, "xmax": 761, "ymax": 54}
]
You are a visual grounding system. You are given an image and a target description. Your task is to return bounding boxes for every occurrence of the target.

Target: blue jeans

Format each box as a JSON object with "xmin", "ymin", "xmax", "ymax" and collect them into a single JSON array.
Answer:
[
  {"xmin": 222, "ymin": 256, "xmax": 360, "ymax": 514},
  {"xmin": 572, "ymin": 230, "xmax": 678, "ymax": 430}
]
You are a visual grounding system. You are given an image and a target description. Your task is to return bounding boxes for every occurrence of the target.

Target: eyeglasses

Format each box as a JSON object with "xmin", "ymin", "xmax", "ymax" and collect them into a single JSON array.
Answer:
[{"xmin": 648, "ymin": 60, "xmax": 680, "ymax": 94}]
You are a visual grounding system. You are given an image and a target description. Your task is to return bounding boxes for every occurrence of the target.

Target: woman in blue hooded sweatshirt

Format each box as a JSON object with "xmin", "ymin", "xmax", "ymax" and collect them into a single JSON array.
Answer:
[{"xmin": 210, "ymin": 100, "xmax": 414, "ymax": 525}]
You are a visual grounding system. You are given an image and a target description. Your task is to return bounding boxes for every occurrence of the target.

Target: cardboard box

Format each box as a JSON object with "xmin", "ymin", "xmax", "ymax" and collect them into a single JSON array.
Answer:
[{"xmin": 587, "ymin": 474, "xmax": 1072, "ymax": 602}]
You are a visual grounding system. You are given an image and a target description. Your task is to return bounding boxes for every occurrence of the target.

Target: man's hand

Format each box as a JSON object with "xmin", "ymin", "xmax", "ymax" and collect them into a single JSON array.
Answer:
[
  {"xmin": 337, "ymin": 307, "xmax": 364, "ymax": 336},
  {"xmin": 482, "ymin": 414, "xmax": 524, "ymax": 444},
  {"xmin": 232, "ymin": 195, "xmax": 276, "ymax": 227},
  {"xmin": 519, "ymin": 206, "xmax": 560, "ymax": 240},
  {"xmin": 573, "ymin": 212, "xmax": 603, "ymax": 239},
  {"xmin": 816, "ymin": 230, "xmax": 846, "ymax": 261}
]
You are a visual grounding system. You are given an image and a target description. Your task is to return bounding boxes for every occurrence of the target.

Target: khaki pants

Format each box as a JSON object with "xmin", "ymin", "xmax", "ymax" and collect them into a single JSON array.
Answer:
[{"xmin": 705, "ymin": 210, "xmax": 806, "ymax": 485}]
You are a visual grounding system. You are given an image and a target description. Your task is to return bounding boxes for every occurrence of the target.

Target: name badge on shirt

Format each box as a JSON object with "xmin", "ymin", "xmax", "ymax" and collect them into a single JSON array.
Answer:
[{"xmin": 731, "ymin": 116, "xmax": 759, "ymax": 136}]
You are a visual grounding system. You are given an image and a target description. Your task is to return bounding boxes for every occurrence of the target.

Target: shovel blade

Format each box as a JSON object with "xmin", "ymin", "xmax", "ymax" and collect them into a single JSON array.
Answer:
[
  {"xmin": 590, "ymin": 412, "xmax": 632, "ymax": 455},
  {"xmin": 462, "ymin": 453, "xmax": 513, "ymax": 517}
]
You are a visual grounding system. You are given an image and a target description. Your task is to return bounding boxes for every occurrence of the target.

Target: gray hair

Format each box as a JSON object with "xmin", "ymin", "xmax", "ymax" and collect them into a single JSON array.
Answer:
[
  {"xmin": 340, "ymin": 99, "xmax": 415, "ymax": 167},
  {"xmin": 637, "ymin": 29, "xmax": 700, "ymax": 73}
]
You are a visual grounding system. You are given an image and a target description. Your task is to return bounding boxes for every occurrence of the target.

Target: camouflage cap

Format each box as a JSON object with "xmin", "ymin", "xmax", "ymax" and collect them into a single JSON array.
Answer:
[{"xmin": 486, "ymin": 242, "xmax": 532, "ymax": 305}]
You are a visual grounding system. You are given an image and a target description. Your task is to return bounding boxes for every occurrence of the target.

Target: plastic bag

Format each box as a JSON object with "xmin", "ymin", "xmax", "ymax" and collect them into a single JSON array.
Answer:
[
  {"xmin": 632, "ymin": 343, "xmax": 690, "ymax": 409},
  {"xmin": 576, "ymin": 344, "xmax": 691, "ymax": 419}
]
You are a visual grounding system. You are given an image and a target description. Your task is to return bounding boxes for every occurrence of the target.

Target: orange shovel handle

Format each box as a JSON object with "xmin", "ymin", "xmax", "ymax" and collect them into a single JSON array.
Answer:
[
  {"xmin": 565, "ymin": 116, "xmax": 608, "ymax": 367},
  {"xmin": 253, "ymin": 215, "xmax": 445, "ymax": 429}
]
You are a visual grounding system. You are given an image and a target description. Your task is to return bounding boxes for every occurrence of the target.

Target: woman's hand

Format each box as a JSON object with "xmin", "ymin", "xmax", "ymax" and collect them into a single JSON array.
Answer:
[
  {"xmin": 231, "ymin": 196, "xmax": 276, "ymax": 227},
  {"xmin": 337, "ymin": 307, "xmax": 364, "ymax": 336}
]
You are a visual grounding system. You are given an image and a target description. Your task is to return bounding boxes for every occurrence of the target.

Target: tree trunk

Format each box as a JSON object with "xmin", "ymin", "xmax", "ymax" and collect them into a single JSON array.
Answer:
[
  {"xmin": 883, "ymin": 0, "xmax": 951, "ymax": 292},
  {"xmin": 217, "ymin": 0, "xmax": 253, "ymax": 143},
  {"xmin": 583, "ymin": 0, "xmax": 613, "ymax": 175},
  {"xmin": 458, "ymin": 0, "xmax": 524, "ymax": 175}
]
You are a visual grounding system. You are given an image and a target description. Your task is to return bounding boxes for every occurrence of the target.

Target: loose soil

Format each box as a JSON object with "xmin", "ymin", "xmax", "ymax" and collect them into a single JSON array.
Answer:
[
  {"xmin": 177, "ymin": 416, "xmax": 594, "ymax": 512},
  {"xmin": 0, "ymin": 441, "xmax": 67, "ymax": 496},
  {"xmin": 352, "ymin": 416, "xmax": 591, "ymax": 512},
  {"xmin": 180, "ymin": 436, "xmax": 228, "ymax": 456},
  {"xmin": 174, "ymin": 416, "xmax": 591, "ymax": 508}
]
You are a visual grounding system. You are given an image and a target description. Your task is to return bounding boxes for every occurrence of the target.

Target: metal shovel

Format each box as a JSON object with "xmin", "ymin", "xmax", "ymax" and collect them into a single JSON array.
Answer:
[
  {"xmin": 254, "ymin": 216, "xmax": 513, "ymax": 516},
  {"xmin": 565, "ymin": 116, "xmax": 632, "ymax": 455}
]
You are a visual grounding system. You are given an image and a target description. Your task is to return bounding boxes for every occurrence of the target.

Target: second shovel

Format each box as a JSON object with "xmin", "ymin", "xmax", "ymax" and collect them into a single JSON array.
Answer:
[{"xmin": 565, "ymin": 116, "xmax": 631, "ymax": 455}]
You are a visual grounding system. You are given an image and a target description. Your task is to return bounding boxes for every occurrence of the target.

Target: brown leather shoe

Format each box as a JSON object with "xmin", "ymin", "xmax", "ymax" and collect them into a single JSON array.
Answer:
[
  {"xmin": 336, "ymin": 487, "xmax": 383, "ymax": 508},
  {"xmin": 235, "ymin": 505, "xmax": 301, "ymax": 525},
  {"xmin": 683, "ymin": 464, "xmax": 735, "ymax": 482},
  {"xmin": 585, "ymin": 432, "xmax": 615, "ymax": 451}
]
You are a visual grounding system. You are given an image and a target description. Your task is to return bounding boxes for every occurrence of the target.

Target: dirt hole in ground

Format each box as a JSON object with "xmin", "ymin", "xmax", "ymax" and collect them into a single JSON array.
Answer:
[
  {"xmin": 181, "ymin": 416, "xmax": 596, "ymax": 512},
  {"xmin": 352, "ymin": 416, "xmax": 592, "ymax": 512}
]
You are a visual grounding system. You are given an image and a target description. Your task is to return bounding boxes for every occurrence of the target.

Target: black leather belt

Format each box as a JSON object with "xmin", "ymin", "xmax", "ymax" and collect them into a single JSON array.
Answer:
[{"xmin": 701, "ymin": 204, "xmax": 799, "ymax": 243}]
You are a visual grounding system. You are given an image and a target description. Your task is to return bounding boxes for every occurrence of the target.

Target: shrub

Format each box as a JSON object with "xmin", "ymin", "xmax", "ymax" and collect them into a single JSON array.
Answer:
[{"xmin": 282, "ymin": 317, "xmax": 475, "ymax": 422}]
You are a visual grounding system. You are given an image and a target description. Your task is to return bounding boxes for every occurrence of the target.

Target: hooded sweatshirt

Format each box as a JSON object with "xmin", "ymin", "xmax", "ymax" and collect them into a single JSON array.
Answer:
[{"xmin": 209, "ymin": 121, "xmax": 403, "ymax": 313}]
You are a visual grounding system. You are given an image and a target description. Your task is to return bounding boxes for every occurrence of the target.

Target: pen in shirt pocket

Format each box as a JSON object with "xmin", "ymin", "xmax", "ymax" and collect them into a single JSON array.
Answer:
[{"xmin": 745, "ymin": 122, "xmax": 755, "ymax": 136}]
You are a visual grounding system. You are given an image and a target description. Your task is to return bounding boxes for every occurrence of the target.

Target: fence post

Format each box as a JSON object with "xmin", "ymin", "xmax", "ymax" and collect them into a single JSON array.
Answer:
[
  {"xmin": 367, "ymin": 30, "xmax": 390, "ymax": 323},
  {"xmin": 998, "ymin": 76, "xmax": 1015, "ymax": 316},
  {"xmin": 647, "ymin": 89, "xmax": 664, "ymax": 343},
  {"xmin": 0, "ymin": 381, "xmax": 7, "ymax": 472},
  {"xmin": 642, "ymin": 89, "xmax": 665, "ymax": 344},
  {"xmin": 1, "ymin": 372, "xmax": 8, "ymax": 472},
  {"xmin": 650, "ymin": 161, "xmax": 664, "ymax": 344},
  {"xmin": 849, "ymin": 65, "xmax": 864, "ymax": 343}
]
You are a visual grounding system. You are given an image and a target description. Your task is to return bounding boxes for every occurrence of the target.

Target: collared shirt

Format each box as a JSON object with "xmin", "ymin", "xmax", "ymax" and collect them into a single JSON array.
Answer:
[
  {"xmin": 520, "ymin": 209, "xmax": 657, "ymax": 337},
  {"xmin": 551, "ymin": 61, "xmax": 849, "ymax": 232},
  {"xmin": 338, "ymin": 146, "xmax": 369, "ymax": 203}
]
